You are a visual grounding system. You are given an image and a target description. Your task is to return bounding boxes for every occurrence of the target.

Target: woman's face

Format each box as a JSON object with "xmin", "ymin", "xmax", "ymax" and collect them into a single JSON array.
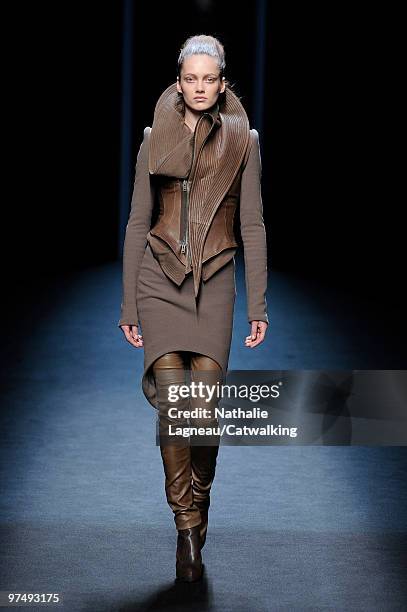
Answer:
[{"xmin": 177, "ymin": 54, "xmax": 225, "ymax": 113}]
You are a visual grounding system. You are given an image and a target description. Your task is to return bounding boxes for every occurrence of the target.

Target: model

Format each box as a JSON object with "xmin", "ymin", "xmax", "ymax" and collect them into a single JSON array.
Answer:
[{"xmin": 118, "ymin": 34, "xmax": 269, "ymax": 582}]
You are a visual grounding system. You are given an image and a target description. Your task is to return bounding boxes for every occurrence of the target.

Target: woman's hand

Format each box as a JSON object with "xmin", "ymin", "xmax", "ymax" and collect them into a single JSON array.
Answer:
[
  {"xmin": 245, "ymin": 320, "xmax": 268, "ymax": 348},
  {"xmin": 120, "ymin": 324, "xmax": 144, "ymax": 348}
]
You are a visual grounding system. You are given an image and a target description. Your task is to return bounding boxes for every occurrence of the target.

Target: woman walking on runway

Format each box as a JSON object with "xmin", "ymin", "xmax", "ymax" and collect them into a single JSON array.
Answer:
[{"xmin": 119, "ymin": 34, "xmax": 269, "ymax": 582}]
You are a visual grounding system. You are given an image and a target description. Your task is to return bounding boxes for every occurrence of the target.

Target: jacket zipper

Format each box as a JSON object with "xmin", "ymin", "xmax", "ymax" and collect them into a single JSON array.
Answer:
[
  {"xmin": 180, "ymin": 178, "xmax": 189, "ymax": 262},
  {"xmin": 179, "ymin": 112, "xmax": 214, "ymax": 268},
  {"xmin": 180, "ymin": 122, "xmax": 198, "ymax": 266}
]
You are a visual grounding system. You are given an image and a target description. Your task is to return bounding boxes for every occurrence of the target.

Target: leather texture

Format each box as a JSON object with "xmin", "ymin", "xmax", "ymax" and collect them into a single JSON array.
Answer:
[
  {"xmin": 189, "ymin": 355, "xmax": 222, "ymax": 548},
  {"xmin": 191, "ymin": 444, "xmax": 219, "ymax": 549},
  {"xmin": 153, "ymin": 351, "xmax": 221, "ymax": 548},
  {"xmin": 148, "ymin": 82, "xmax": 250, "ymax": 298},
  {"xmin": 118, "ymin": 83, "xmax": 269, "ymax": 327},
  {"xmin": 176, "ymin": 526, "xmax": 203, "ymax": 582}
]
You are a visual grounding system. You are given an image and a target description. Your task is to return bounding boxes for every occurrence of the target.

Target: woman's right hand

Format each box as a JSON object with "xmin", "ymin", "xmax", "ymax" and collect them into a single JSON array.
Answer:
[{"xmin": 120, "ymin": 324, "xmax": 144, "ymax": 348}]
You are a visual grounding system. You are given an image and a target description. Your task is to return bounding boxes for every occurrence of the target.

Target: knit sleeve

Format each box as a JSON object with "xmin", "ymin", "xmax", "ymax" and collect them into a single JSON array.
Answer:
[
  {"xmin": 239, "ymin": 129, "xmax": 269, "ymax": 324},
  {"xmin": 118, "ymin": 127, "xmax": 155, "ymax": 327}
]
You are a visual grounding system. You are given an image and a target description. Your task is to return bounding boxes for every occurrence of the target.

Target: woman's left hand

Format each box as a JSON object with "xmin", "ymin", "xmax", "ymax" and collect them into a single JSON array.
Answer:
[{"xmin": 245, "ymin": 320, "xmax": 268, "ymax": 348}]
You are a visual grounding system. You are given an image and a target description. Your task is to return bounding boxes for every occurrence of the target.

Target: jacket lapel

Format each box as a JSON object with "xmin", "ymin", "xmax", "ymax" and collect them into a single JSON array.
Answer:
[{"xmin": 148, "ymin": 81, "xmax": 250, "ymax": 297}]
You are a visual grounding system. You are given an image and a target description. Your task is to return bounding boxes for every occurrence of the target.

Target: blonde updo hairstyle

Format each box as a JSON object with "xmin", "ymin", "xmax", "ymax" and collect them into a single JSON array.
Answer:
[{"xmin": 176, "ymin": 34, "xmax": 236, "ymax": 108}]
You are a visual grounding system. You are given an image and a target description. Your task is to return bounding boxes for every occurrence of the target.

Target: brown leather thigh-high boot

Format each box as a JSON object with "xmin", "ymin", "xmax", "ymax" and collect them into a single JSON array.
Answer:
[
  {"xmin": 189, "ymin": 353, "xmax": 222, "ymax": 549},
  {"xmin": 153, "ymin": 351, "xmax": 203, "ymax": 582}
]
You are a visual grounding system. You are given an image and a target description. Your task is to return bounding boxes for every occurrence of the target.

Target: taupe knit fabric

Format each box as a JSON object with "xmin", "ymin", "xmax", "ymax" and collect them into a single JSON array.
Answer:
[
  {"xmin": 119, "ymin": 127, "xmax": 268, "ymax": 327},
  {"xmin": 118, "ymin": 86, "xmax": 268, "ymax": 409},
  {"xmin": 136, "ymin": 242, "xmax": 236, "ymax": 409}
]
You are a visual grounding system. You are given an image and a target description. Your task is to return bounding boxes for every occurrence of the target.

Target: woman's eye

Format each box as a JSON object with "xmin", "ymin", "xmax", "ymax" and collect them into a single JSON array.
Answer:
[{"xmin": 184, "ymin": 78, "xmax": 216, "ymax": 83}]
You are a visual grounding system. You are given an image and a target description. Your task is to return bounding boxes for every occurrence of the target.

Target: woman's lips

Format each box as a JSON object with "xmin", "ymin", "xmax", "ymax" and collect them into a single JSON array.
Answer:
[{"xmin": 194, "ymin": 97, "xmax": 207, "ymax": 101}]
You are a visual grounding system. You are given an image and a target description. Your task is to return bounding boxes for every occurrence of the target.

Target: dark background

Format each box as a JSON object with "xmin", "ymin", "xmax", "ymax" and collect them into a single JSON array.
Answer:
[
  {"xmin": 4, "ymin": 1, "xmax": 404, "ymax": 309},
  {"xmin": 2, "ymin": 7, "xmax": 406, "ymax": 607}
]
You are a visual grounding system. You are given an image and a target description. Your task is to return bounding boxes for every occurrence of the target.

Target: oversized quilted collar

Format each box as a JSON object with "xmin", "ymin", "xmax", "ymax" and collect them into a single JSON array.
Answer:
[
  {"xmin": 148, "ymin": 81, "xmax": 250, "ymax": 298},
  {"xmin": 148, "ymin": 84, "xmax": 221, "ymax": 178}
]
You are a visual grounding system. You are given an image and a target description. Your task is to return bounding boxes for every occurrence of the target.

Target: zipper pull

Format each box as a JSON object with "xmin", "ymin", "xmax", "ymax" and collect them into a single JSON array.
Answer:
[
  {"xmin": 180, "ymin": 240, "xmax": 186, "ymax": 254},
  {"xmin": 182, "ymin": 180, "xmax": 188, "ymax": 191}
]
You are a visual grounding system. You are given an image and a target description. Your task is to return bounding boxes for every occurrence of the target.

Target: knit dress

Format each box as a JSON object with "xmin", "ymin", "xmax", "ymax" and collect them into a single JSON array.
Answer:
[{"xmin": 118, "ymin": 84, "xmax": 269, "ymax": 410}]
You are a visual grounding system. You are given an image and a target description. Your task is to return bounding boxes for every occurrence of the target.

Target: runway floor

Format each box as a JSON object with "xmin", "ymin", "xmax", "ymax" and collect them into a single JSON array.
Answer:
[{"xmin": 1, "ymin": 256, "xmax": 406, "ymax": 611}]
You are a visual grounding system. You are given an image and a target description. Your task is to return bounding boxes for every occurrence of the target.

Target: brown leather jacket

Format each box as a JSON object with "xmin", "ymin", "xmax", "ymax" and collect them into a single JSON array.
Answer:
[
  {"xmin": 147, "ymin": 143, "xmax": 247, "ymax": 286},
  {"xmin": 118, "ymin": 83, "xmax": 268, "ymax": 327}
]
